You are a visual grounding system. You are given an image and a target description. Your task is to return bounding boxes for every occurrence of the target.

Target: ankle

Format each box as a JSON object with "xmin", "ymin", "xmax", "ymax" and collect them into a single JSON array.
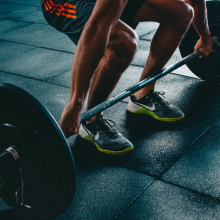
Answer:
[{"xmin": 134, "ymin": 89, "xmax": 153, "ymax": 100}]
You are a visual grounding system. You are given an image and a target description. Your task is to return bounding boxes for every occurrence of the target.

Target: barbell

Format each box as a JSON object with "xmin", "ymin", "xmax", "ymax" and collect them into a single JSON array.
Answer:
[{"xmin": 0, "ymin": 3, "xmax": 220, "ymax": 220}]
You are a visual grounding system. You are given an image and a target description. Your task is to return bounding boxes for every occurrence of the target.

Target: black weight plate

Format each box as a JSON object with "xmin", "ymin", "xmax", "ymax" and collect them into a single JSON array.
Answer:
[
  {"xmin": 179, "ymin": 1, "xmax": 220, "ymax": 83},
  {"xmin": 0, "ymin": 83, "xmax": 76, "ymax": 220}
]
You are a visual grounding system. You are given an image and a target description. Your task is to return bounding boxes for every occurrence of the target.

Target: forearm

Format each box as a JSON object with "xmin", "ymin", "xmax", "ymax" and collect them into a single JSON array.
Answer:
[
  {"xmin": 68, "ymin": 0, "xmax": 128, "ymax": 108},
  {"xmin": 186, "ymin": 0, "xmax": 211, "ymax": 39},
  {"xmin": 69, "ymin": 25, "xmax": 110, "ymax": 107}
]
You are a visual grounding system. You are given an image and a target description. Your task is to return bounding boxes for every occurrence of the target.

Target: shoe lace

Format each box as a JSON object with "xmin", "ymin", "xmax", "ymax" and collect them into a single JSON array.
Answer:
[
  {"xmin": 91, "ymin": 117, "xmax": 118, "ymax": 141},
  {"xmin": 153, "ymin": 91, "xmax": 169, "ymax": 106}
]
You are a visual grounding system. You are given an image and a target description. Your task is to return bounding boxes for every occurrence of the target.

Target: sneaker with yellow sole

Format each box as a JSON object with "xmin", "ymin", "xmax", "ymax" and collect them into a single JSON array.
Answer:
[
  {"xmin": 78, "ymin": 117, "xmax": 134, "ymax": 154},
  {"xmin": 127, "ymin": 90, "xmax": 184, "ymax": 122}
]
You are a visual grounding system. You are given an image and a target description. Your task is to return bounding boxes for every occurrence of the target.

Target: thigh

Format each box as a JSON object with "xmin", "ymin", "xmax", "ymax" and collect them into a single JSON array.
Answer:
[
  {"xmin": 120, "ymin": 0, "xmax": 145, "ymax": 29},
  {"xmin": 133, "ymin": 0, "xmax": 190, "ymax": 23}
]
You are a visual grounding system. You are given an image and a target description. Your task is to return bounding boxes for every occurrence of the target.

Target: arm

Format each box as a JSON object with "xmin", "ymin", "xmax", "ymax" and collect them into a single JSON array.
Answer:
[
  {"xmin": 60, "ymin": 0, "xmax": 128, "ymax": 137},
  {"xmin": 185, "ymin": 0, "xmax": 212, "ymax": 56},
  {"xmin": 70, "ymin": 0, "xmax": 128, "ymax": 104}
]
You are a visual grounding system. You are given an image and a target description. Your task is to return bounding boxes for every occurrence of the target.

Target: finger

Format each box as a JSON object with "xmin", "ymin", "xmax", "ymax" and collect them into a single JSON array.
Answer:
[{"xmin": 65, "ymin": 129, "xmax": 76, "ymax": 138}]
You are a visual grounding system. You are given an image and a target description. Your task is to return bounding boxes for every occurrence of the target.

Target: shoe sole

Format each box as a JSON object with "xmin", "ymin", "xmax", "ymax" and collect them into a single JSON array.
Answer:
[
  {"xmin": 127, "ymin": 106, "xmax": 184, "ymax": 122},
  {"xmin": 80, "ymin": 134, "xmax": 134, "ymax": 155}
]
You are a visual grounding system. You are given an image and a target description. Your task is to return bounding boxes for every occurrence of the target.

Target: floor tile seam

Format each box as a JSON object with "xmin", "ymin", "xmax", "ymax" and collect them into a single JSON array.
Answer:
[
  {"xmin": 0, "ymin": 70, "xmax": 45, "ymax": 84},
  {"xmin": 0, "ymin": 46, "xmax": 37, "ymax": 62},
  {"xmin": 0, "ymin": 20, "xmax": 33, "ymax": 33},
  {"xmin": 158, "ymin": 178, "xmax": 220, "ymax": 202},
  {"xmin": 130, "ymin": 63, "xmax": 203, "ymax": 82},
  {"xmin": 0, "ymin": 17, "xmax": 49, "ymax": 26},
  {"xmin": 139, "ymin": 38, "xmax": 152, "ymax": 42},
  {"xmin": 128, "ymin": 63, "xmax": 144, "ymax": 70},
  {"xmin": 0, "ymin": 71, "xmax": 73, "ymax": 90},
  {"xmin": 42, "ymin": 80, "xmax": 70, "ymax": 89},
  {"xmin": 159, "ymin": 124, "xmax": 214, "ymax": 179},
  {"xmin": 113, "ymin": 179, "xmax": 155, "ymax": 220},
  {"xmin": 107, "ymin": 164, "xmax": 220, "ymax": 202},
  {"xmin": 44, "ymin": 70, "xmax": 72, "ymax": 84},
  {"xmin": 119, "ymin": 100, "xmax": 127, "ymax": 104},
  {"xmin": 0, "ymin": 1, "xmax": 40, "ymax": 7},
  {"xmin": 139, "ymin": 30, "xmax": 156, "ymax": 39},
  {"xmin": 204, "ymin": 180, "xmax": 220, "ymax": 194},
  {"xmin": 0, "ymin": 38, "xmax": 75, "ymax": 54},
  {"xmin": 197, "ymin": 119, "xmax": 220, "ymax": 127}
]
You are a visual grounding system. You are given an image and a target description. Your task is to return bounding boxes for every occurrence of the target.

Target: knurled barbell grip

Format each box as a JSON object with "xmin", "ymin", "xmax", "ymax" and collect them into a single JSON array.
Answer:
[{"xmin": 0, "ymin": 147, "xmax": 19, "ymax": 174}]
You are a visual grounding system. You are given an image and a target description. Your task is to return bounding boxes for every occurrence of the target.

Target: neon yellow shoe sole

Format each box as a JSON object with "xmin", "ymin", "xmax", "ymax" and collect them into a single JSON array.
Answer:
[
  {"xmin": 82, "ymin": 135, "xmax": 134, "ymax": 155},
  {"xmin": 127, "ymin": 107, "xmax": 184, "ymax": 122}
]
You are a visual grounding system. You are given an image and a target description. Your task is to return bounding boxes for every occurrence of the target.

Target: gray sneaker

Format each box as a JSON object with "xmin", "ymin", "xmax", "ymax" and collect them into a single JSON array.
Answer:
[
  {"xmin": 78, "ymin": 117, "xmax": 134, "ymax": 154},
  {"xmin": 127, "ymin": 90, "xmax": 184, "ymax": 122}
]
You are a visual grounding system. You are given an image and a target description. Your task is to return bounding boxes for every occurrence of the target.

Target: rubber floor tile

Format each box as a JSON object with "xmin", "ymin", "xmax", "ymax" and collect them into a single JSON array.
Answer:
[
  {"xmin": 116, "ymin": 180, "xmax": 220, "ymax": 220},
  {"xmin": 0, "ymin": 5, "xmax": 47, "ymax": 24},
  {"xmin": 0, "ymin": 47, "xmax": 73, "ymax": 80},
  {"xmin": 0, "ymin": 41, "xmax": 35, "ymax": 61},
  {"xmin": 0, "ymin": 71, "xmax": 43, "ymax": 90},
  {"xmin": 215, "ymin": 120, "xmax": 220, "ymax": 128},
  {"xmin": 1, "ymin": 0, "xmax": 41, "ymax": 6},
  {"xmin": 0, "ymin": 23, "xmax": 76, "ymax": 53},
  {"xmin": 54, "ymin": 162, "xmax": 153, "ymax": 220},
  {"xmin": 135, "ymin": 22, "xmax": 159, "ymax": 39},
  {"xmin": 0, "ymin": 18, "xmax": 31, "ymax": 33},
  {"xmin": 162, "ymin": 127, "xmax": 220, "ymax": 199},
  {"xmin": 0, "ymin": 2, "xmax": 25, "ymax": 16},
  {"xmin": 22, "ymin": 81, "xmax": 72, "ymax": 121},
  {"xmin": 45, "ymin": 69, "xmax": 72, "ymax": 87}
]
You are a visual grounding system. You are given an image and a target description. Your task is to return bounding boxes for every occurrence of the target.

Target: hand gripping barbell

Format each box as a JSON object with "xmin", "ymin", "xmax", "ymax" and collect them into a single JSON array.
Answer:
[{"xmin": 179, "ymin": 0, "xmax": 220, "ymax": 82}]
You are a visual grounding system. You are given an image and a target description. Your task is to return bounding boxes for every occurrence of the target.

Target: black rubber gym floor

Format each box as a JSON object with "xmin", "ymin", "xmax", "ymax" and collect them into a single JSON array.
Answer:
[{"xmin": 1, "ymin": 1, "xmax": 220, "ymax": 219}]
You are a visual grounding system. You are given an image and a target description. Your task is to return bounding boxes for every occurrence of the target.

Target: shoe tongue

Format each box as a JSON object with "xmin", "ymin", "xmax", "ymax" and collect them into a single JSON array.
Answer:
[{"xmin": 98, "ymin": 118, "xmax": 118, "ymax": 136}]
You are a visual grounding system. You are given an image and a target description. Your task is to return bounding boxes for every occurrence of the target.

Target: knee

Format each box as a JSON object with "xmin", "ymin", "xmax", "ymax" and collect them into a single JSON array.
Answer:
[
  {"xmin": 108, "ymin": 28, "xmax": 139, "ymax": 63},
  {"xmin": 171, "ymin": 3, "xmax": 194, "ymax": 30}
]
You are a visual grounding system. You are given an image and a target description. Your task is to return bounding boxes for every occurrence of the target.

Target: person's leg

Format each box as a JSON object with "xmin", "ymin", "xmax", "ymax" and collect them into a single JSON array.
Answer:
[
  {"xmin": 134, "ymin": 0, "xmax": 194, "ymax": 98},
  {"xmin": 78, "ymin": 20, "xmax": 138, "ymax": 154},
  {"xmin": 43, "ymin": 0, "xmax": 139, "ymax": 153},
  {"xmin": 86, "ymin": 20, "xmax": 139, "ymax": 122},
  {"xmin": 127, "ymin": 0, "xmax": 194, "ymax": 121}
]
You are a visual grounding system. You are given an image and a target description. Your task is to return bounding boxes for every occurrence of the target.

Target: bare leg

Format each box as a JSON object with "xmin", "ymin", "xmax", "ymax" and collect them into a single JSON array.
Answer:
[
  {"xmin": 60, "ymin": 20, "xmax": 138, "ymax": 136},
  {"xmin": 133, "ymin": 0, "xmax": 194, "ymax": 99},
  {"xmin": 77, "ymin": 21, "xmax": 138, "ymax": 154},
  {"xmin": 86, "ymin": 21, "xmax": 138, "ymax": 122}
]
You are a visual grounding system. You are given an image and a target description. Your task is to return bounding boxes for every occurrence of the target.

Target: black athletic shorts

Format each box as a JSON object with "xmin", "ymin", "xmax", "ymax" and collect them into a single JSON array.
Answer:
[{"xmin": 41, "ymin": 0, "xmax": 145, "ymax": 45}]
